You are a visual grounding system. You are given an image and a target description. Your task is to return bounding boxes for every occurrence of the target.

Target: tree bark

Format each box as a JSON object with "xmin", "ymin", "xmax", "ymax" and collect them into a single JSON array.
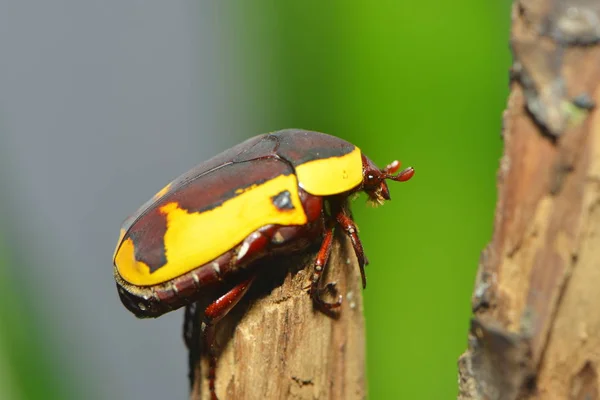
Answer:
[
  {"xmin": 458, "ymin": 1, "xmax": 600, "ymax": 400},
  {"xmin": 190, "ymin": 234, "xmax": 366, "ymax": 400}
]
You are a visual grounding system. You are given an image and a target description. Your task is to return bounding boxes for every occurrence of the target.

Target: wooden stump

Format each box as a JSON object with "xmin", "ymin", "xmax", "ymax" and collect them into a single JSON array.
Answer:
[{"xmin": 190, "ymin": 234, "xmax": 366, "ymax": 400}]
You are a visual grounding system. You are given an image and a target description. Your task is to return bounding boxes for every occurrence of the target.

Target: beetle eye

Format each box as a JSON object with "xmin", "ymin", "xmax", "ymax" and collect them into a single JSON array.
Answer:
[{"xmin": 367, "ymin": 174, "xmax": 374, "ymax": 180}]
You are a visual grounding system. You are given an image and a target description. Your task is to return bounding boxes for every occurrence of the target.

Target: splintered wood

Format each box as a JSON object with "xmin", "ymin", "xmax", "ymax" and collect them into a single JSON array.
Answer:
[
  {"xmin": 191, "ymin": 235, "xmax": 366, "ymax": 400},
  {"xmin": 458, "ymin": 1, "xmax": 600, "ymax": 400}
]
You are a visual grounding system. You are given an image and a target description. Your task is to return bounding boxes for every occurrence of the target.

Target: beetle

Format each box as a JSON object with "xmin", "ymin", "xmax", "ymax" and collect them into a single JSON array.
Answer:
[{"xmin": 113, "ymin": 129, "xmax": 414, "ymax": 399}]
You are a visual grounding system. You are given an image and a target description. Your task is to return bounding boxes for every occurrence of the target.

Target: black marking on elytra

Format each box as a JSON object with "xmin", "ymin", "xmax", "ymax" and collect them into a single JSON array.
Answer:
[
  {"xmin": 271, "ymin": 190, "xmax": 295, "ymax": 210},
  {"xmin": 270, "ymin": 129, "xmax": 356, "ymax": 166},
  {"xmin": 155, "ymin": 158, "xmax": 295, "ymax": 217},
  {"xmin": 127, "ymin": 208, "xmax": 169, "ymax": 273}
]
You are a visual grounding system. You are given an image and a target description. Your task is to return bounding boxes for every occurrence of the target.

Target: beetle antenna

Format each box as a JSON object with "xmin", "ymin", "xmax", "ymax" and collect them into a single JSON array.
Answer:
[
  {"xmin": 386, "ymin": 165, "xmax": 415, "ymax": 182},
  {"xmin": 383, "ymin": 160, "xmax": 400, "ymax": 174}
]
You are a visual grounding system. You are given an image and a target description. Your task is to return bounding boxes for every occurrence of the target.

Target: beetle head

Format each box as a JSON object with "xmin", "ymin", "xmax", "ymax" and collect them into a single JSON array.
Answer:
[{"xmin": 361, "ymin": 155, "xmax": 414, "ymax": 205}]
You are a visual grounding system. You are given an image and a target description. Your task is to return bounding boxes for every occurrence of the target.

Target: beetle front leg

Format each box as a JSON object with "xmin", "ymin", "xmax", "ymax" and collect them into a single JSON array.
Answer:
[
  {"xmin": 335, "ymin": 205, "xmax": 368, "ymax": 289},
  {"xmin": 309, "ymin": 223, "xmax": 343, "ymax": 314},
  {"xmin": 202, "ymin": 276, "xmax": 255, "ymax": 400}
]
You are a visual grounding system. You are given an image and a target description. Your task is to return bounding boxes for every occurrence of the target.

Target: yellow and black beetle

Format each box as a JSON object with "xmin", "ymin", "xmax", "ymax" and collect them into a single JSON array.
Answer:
[{"xmin": 113, "ymin": 129, "xmax": 414, "ymax": 399}]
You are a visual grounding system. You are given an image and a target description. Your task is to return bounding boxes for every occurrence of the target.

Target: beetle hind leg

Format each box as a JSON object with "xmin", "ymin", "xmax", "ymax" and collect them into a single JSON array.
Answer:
[
  {"xmin": 201, "ymin": 276, "xmax": 256, "ymax": 400},
  {"xmin": 184, "ymin": 302, "xmax": 202, "ymax": 388}
]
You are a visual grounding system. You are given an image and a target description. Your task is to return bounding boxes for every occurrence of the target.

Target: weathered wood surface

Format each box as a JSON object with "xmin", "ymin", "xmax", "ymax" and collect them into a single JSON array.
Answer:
[
  {"xmin": 190, "ymin": 234, "xmax": 366, "ymax": 400},
  {"xmin": 458, "ymin": 1, "xmax": 600, "ymax": 399}
]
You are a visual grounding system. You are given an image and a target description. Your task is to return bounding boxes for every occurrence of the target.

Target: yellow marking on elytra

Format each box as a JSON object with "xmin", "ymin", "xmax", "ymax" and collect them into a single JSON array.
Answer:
[
  {"xmin": 153, "ymin": 182, "xmax": 173, "ymax": 200},
  {"xmin": 115, "ymin": 174, "xmax": 307, "ymax": 286},
  {"xmin": 114, "ymin": 237, "xmax": 151, "ymax": 280},
  {"xmin": 295, "ymin": 147, "xmax": 363, "ymax": 196}
]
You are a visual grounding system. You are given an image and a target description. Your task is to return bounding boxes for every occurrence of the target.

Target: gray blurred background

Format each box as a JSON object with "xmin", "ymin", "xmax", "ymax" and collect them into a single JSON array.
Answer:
[
  {"xmin": 0, "ymin": 1, "xmax": 509, "ymax": 399},
  {"xmin": 0, "ymin": 2, "xmax": 235, "ymax": 399}
]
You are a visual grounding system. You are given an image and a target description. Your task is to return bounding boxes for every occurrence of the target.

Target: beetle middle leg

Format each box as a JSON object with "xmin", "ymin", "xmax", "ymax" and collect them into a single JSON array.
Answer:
[
  {"xmin": 202, "ymin": 276, "xmax": 255, "ymax": 400},
  {"xmin": 309, "ymin": 223, "xmax": 343, "ymax": 314}
]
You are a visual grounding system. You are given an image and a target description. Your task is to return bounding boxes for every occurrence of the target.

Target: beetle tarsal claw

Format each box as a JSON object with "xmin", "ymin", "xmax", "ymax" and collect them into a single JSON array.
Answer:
[
  {"xmin": 319, "ymin": 281, "xmax": 338, "ymax": 295},
  {"xmin": 311, "ymin": 281, "xmax": 343, "ymax": 311},
  {"xmin": 318, "ymin": 294, "xmax": 343, "ymax": 310}
]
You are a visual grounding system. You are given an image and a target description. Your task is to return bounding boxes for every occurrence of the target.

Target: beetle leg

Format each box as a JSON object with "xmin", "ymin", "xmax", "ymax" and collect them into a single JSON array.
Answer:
[
  {"xmin": 203, "ymin": 276, "xmax": 255, "ymax": 400},
  {"xmin": 309, "ymin": 223, "xmax": 343, "ymax": 314},
  {"xmin": 183, "ymin": 302, "xmax": 201, "ymax": 388},
  {"xmin": 335, "ymin": 206, "xmax": 369, "ymax": 289}
]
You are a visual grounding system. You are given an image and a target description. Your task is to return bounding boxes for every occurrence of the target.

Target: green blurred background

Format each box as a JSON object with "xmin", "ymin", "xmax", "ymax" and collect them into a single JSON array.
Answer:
[
  {"xmin": 0, "ymin": 1, "xmax": 509, "ymax": 399},
  {"xmin": 227, "ymin": 2, "xmax": 509, "ymax": 398}
]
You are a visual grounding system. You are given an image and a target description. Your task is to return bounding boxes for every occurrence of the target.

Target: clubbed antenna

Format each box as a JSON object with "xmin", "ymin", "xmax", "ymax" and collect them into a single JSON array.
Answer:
[{"xmin": 384, "ymin": 160, "xmax": 415, "ymax": 182}]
